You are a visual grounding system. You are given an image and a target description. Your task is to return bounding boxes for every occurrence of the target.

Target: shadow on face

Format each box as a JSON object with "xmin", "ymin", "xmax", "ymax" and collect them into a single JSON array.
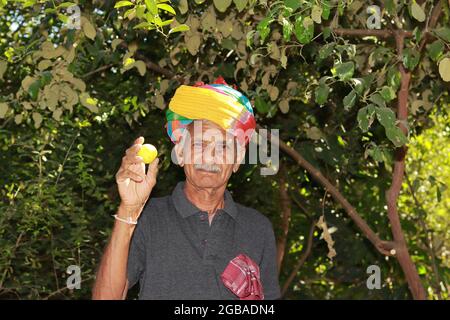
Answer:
[{"xmin": 175, "ymin": 120, "xmax": 246, "ymax": 189}]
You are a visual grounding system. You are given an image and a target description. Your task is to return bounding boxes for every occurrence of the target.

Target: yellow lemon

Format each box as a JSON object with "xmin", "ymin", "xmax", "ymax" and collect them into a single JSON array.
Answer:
[{"xmin": 137, "ymin": 144, "xmax": 158, "ymax": 164}]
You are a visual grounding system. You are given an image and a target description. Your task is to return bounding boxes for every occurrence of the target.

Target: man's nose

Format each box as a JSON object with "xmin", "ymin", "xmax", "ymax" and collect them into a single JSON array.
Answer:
[
  {"xmin": 204, "ymin": 142, "xmax": 227, "ymax": 165},
  {"xmin": 202, "ymin": 142, "xmax": 216, "ymax": 164}
]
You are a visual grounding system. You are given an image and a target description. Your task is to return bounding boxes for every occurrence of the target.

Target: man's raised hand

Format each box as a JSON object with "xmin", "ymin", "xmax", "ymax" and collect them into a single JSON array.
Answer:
[{"xmin": 115, "ymin": 136, "xmax": 159, "ymax": 219}]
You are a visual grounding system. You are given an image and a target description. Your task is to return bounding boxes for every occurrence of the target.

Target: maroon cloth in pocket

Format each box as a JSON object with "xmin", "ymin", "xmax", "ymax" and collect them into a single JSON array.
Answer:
[{"xmin": 220, "ymin": 254, "xmax": 264, "ymax": 300}]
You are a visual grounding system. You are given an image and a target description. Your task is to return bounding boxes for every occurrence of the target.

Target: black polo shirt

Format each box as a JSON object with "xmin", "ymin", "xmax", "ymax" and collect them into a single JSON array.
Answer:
[{"xmin": 127, "ymin": 181, "xmax": 281, "ymax": 300}]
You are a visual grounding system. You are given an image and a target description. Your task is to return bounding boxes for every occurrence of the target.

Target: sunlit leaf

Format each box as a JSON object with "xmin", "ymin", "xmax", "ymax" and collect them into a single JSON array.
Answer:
[{"xmin": 114, "ymin": 1, "xmax": 134, "ymax": 9}]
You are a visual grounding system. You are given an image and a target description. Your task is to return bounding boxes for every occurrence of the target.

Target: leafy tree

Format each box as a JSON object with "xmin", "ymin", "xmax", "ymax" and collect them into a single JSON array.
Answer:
[{"xmin": 0, "ymin": 0, "xmax": 449, "ymax": 299}]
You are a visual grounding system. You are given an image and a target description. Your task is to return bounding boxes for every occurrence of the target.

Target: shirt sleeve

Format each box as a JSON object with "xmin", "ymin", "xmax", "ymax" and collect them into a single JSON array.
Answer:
[
  {"xmin": 260, "ymin": 221, "xmax": 281, "ymax": 299},
  {"xmin": 127, "ymin": 213, "xmax": 147, "ymax": 289}
]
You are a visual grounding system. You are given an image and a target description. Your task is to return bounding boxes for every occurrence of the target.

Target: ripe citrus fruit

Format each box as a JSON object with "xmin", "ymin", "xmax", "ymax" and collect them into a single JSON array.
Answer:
[{"xmin": 137, "ymin": 144, "xmax": 158, "ymax": 164}]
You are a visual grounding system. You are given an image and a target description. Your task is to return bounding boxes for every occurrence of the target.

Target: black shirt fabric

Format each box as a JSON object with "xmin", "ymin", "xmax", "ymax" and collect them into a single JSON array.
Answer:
[{"xmin": 127, "ymin": 181, "xmax": 281, "ymax": 300}]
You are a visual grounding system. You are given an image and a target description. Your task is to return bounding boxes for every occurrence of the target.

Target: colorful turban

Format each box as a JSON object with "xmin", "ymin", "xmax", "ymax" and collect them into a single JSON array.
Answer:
[{"xmin": 165, "ymin": 77, "xmax": 256, "ymax": 146}]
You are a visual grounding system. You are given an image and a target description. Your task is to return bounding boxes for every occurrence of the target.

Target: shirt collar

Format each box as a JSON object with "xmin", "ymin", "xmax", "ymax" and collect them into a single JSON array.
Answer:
[{"xmin": 171, "ymin": 181, "xmax": 238, "ymax": 221}]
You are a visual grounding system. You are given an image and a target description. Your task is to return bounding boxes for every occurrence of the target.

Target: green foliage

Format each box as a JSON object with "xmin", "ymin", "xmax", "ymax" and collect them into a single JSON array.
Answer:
[{"xmin": 0, "ymin": 0, "xmax": 449, "ymax": 300}]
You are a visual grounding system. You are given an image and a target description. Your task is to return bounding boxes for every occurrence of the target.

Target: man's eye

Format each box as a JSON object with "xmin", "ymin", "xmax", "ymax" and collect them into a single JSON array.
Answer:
[{"xmin": 193, "ymin": 142, "xmax": 204, "ymax": 149}]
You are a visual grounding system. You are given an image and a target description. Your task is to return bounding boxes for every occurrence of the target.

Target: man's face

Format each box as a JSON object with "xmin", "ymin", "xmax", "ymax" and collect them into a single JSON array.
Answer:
[{"xmin": 177, "ymin": 120, "xmax": 244, "ymax": 189}]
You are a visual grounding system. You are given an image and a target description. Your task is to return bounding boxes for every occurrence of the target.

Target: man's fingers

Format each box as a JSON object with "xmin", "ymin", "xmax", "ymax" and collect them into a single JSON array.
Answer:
[
  {"xmin": 116, "ymin": 168, "xmax": 144, "ymax": 183},
  {"xmin": 126, "ymin": 144, "xmax": 141, "ymax": 156},
  {"xmin": 122, "ymin": 155, "xmax": 144, "ymax": 166},
  {"xmin": 146, "ymin": 157, "xmax": 159, "ymax": 180},
  {"xmin": 134, "ymin": 136, "xmax": 144, "ymax": 145}
]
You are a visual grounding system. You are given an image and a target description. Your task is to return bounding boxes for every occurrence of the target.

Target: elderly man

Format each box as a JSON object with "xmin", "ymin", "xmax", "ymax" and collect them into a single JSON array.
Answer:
[{"xmin": 92, "ymin": 79, "xmax": 280, "ymax": 300}]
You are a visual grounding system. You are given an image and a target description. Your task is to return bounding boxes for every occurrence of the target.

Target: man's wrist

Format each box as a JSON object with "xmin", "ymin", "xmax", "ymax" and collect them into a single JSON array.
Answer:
[{"xmin": 117, "ymin": 203, "xmax": 144, "ymax": 221}]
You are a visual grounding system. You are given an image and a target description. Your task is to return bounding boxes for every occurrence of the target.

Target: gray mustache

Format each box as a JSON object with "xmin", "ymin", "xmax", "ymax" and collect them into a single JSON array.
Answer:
[{"xmin": 194, "ymin": 163, "xmax": 221, "ymax": 173}]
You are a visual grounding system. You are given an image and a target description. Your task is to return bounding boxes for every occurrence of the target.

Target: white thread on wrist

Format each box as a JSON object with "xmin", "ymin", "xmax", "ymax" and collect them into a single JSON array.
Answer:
[{"xmin": 113, "ymin": 214, "xmax": 138, "ymax": 225}]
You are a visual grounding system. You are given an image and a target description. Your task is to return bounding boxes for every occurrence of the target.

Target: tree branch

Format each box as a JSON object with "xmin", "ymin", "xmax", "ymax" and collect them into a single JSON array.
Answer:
[
  {"xmin": 258, "ymin": 125, "xmax": 395, "ymax": 257},
  {"xmin": 117, "ymin": 42, "xmax": 185, "ymax": 82},
  {"xmin": 281, "ymin": 219, "xmax": 316, "ymax": 297},
  {"xmin": 418, "ymin": 1, "xmax": 443, "ymax": 52},
  {"xmin": 332, "ymin": 28, "xmax": 413, "ymax": 39},
  {"xmin": 81, "ymin": 64, "xmax": 114, "ymax": 78},
  {"xmin": 276, "ymin": 165, "xmax": 292, "ymax": 275},
  {"xmin": 383, "ymin": 31, "xmax": 427, "ymax": 300}
]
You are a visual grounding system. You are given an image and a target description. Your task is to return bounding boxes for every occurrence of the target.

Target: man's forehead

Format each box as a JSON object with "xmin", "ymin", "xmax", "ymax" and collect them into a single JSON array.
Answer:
[{"xmin": 188, "ymin": 120, "xmax": 234, "ymax": 141}]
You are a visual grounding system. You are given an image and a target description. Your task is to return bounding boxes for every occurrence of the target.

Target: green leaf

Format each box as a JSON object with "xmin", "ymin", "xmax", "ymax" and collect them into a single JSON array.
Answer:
[
  {"xmin": 284, "ymin": 0, "xmax": 301, "ymax": 11},
  {"xmin": 351, "ymin": 78, "xmax": 366, "ymax": 95},
  {"xmin": 281, "ymin": 18, "xmax": 292, "ymax": 41},
  {"xmin": 154, "ymin": 14, "xmax": 163, "ymax": 27},
  {"xmin": 413, "ymin": 27, "xmax": 422, "ymax": 42},
  {"xmin": 80, "ymin": 93, "xmax": 99, "ymax": 113},
  {"xmin": 438, "ymin": 58, "xmax": 450, "ymax": 82},
  {"xmin": 306, "ymin": 126, "xmax": 324, "ymax": 140},
  {"xmin": 133, "ymin": 60, "xmax": 146, "ymax": 76},
  {"xmin": 385, "ymin": 126, "xmax": 408, "ymax": 147},
  {"xmin": 332, "ymin": 61, "xmax": 354, "ymax": 81},
  {"xmin": 157, "ymin": 3, "xmax": 176, "ymax": 15},
  {"xmin": 160, "ymin": 19, "xmax": 174, "ymax": 27},
  {"xmin": 145, "ymin": 0, "xmax": 158, "ymax": 15},
  {"xmin": 343, "ymin": 90, "xmax": 356, "ymax": 110},
  {"xmin": 318, "ymin": 43, "xmax": 334, "ymax": 60},
  {"xmin": 402, "ymin": 48, "xmax": 420, "ymax": 70},
  {"xmin": 315, "ymin": 83, "xmax": 330, "ymax": 105},
  {"xmin": 254, "ymin": 96, "xmax": 269, "ymax": 114},
  {"xmin": 294, "ymin": 16, "xmax": 314, "ymax": 44},
  {"xmin": 40, "ymin": 71, "xmax": 52, "ymax": 86},
  {"xmin": 380, "ymin": 86, "xmax": 396, "ymax": 102},
  {"xmin": 387, "ymin": 67, "xmax": 401, "ymax": 90},
  {"xmin": 28, "ymin": 80, "xmax": 41, "ymax": 101},
  {"xmin": 57, "ymin": 14, "xmax": 69, "ymax": 23},
  {"xmin": 322, "ymin": 26, "xmax": 331, "ymax": 40},
  {"xmin": 376, "ymin": 107, "xmax": 396, "ymax": 128},
  {"xmin": 410, "ymin": 1, "xmax": 425, "ymax": 22},
  {"xmin": 32, "ymin": 112, "xmax": 43, "ymax": 129},
  {"xmin": 135, "ymin": 4, "xmax": 146, "ymax": 18},
  {"xmin": 233, "ymin": 0, "xmax": 248, "ymax": 12},
  {"xmin": 213, "ymin": 0, "xmax": 232, "ymax": 12},
  {"xmin": 123, "ymin": 57, "xmax": 135, "ymax": 68},
  {"xmin": 0, "ymin": 102, "xmax": 8, "ymax": 118},
  {"xmin": 57, "ymin": 2, "xmax": 77, "ymax": 9},
  {"xmin": 367, "ymin": 144, "xmax": 384, "ymax": 162},
  {"xmin": 436, "ymin": 185, "xmax": 442, "ymax": 202},
  {"xmin": 168, "ymin": 24, "xmax": 190, "ymax": 34},
  {"xmin": 338, "ymin": 0, "xmax": 344, "ymax": 15},
  {"xmin": 133, "ymin": 21, "xmax": 154, "ymax": 30},
  {"xmin": 0, "ymin": 60, "xmax": 7, "ymax": 80},
  {"xmin": 384, "ymin": 0, "xmax": 396, "ymax": 15},
  {"xmin": 311, "ymin": 5, "xmax": 322, "ymax": 24},
  {"xmin": 124, "ymin": 8, "xmax": 136, "ymax": 20},
  {"xmin": 434, "ymin": 27, "xmax": 450, "ymax": 42},
  {"xmin": 321, "ymin": 0, "xmax": 331, "ymax": 20},
  {"xmin": 369, "ymin": 93, "xmax": 386, "ymax": 108},
  {"xmin": 161, "ymin": 18, "xmax": 175, "ymax": 27},
  {"xmin": 257, "ymin": 16, "xmax": 274, "ymax": 44},
  {"xmin": 357, "ymin": 104, "xmax": 376, "ymax": 132},
  {"xmin": 114, "ymin": 1, "xmax": 134, "ymax": 9},
  {"xmin": 427, "ymin": 40, "xmax": 444, "ymax": 61},
  {"xmin": 82, "ymin": 20, "xmax": 96, "ymax": 40}
]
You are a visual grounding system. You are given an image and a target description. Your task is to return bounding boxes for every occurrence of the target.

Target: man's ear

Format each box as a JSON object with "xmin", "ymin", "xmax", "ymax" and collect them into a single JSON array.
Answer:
[{"xmin": 174, "ymin": 141, "xmax": 184, "ymax": 167}]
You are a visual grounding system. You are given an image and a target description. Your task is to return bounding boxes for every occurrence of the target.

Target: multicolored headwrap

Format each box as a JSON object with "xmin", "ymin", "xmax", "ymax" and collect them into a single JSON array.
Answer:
[{"xmin": 165, "ymin": 77, "xmax": 256, "ymax": 146}]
